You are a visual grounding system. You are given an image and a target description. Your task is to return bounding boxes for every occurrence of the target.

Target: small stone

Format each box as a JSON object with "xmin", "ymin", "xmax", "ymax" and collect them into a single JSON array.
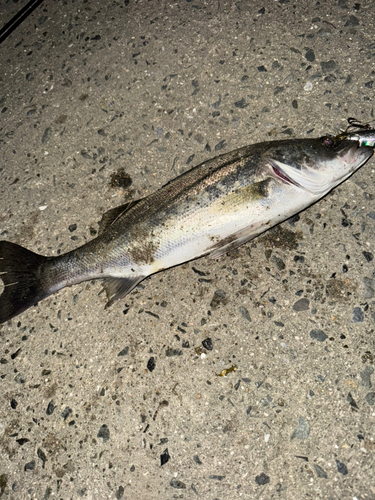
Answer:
[
  {"xmin": 147, "ymin": 357, "xmax": 156, "ymax": 372},
  {"xmin": 166, "ymin": 347, "xmax": 182, "ymax": 357},
  {"xmin": 186, "ymin": 154, "xmax": 195, "ymax": 165},
  {"xmin": 214, "ymin": 140, "xmax": 226, "ymax": 151},
  {"xmin": 272, "ymin": 256, "xmax": 285, "ymax": 270},
  {"xmin": 363, "ymin": 277, "xmax": 375, "ymax": 299},
  {"xmin": 362, "ymin": 251, "xmax": 373, "ymax": 262},
  {"xmin": 170, "ymin": 478, "xmax": 186, "ymax": 489},
  {"xmin": 118, "ymin": 346, "xmax": 129, "ymax": 356},
  {"xmin": 10, "ymin": 399, "xmax": 17, "ymax": 409},
  {"xmin": 347, "ymin": 392, "xmax": 359, "ymax": 410},
  {"xmin": 255, "ymin": 473, "xmax": 270, "ymax": 485},
  {"xmin": 321, "ymin": 60, "xmax": 336, "ymax": 73},
  {"xmin": 14, "ymin": 373, "xmax": 26, "ymax": 384},
  {"xmin": 257, "ymin": 65, "xmax": 267, "ymax": 72},
  {"xmin": 351, "ymin": 307, "xmax": 364, "ymax": 323},
  {"xmin": 336, "ymin": 460, "xmax": 348, "ymax": 475},
  {"xmin": 202, "ymin": 338, "xmax": 213, "ymax": 350},
  {"xmin": 68, "ymin": 224, "xmax": 77, "ymax": 232},
  {"xmin": 310, "ymin": 329, "xmax": 327, "ymax": 342},
  {"xmin": 365, "ymin": 392, "xmax": 375, "ymax": 405},
  {"xmin": 160, "ymin": 448, "xmax": 170, "ymax": 466},
  {"xmin": 210, "ymin": 289, "xmax": 228, "ymax": 308},
  {"xmin": 37, "ymin": 448, "xmax": 47, "ymax": 468},
  {"xmin": 313, "ymin": 464, "xmax": 327, "ymax": 479},
  {"xmin": 291, "ymin": 417, "xmax": 310, "ymax": 440},
  {"xmin": 97, "ymin": 424, "xmax": 110, "ymax": 443},
  {"xmin": 16, "ymin": 438, "xmax": 29, "ymax": 446},
  {"xmin": 61, "ymin": 407, "xmax": 72, "ymax": 421},
  {"xmin": 238, "ymin": 306, "xmax": 251, "ymax": 322},
  {"xmin": 41, "ymin": 127, "xmax": 52, "ymax": 144},
  {"xmin": 293, "ymin": 298, "xmax": 309, "ymax": 311},
  {"xmin": 274, "ymin": 86, "xmax": 284, "ymax": 95},
  {"xmin": 115, "ymin": 486, "xmax": 125, "ymax": 499},
  {"xmin": 344, "ymin": 15, "xmax": 359, "ymax": 27},
  {"xmin": 46, "ymin": 400, "xmax": 55, "ymax": 415},
  {"xmin": 234, "ymin": 98, "xmax": 248, "ymax": 109},
  {"xmin": 360, "ymin": 366, "xmax": 373, "ymax": 389},
  {"xmin": 193, "ymin": 455, "xmax": 202, "ymax": 464},
  {"xmin": 305, "ymin": 48, "xmax": 315, "ymax": 62},
  {"xmin": 24, "ymin": 460, "xmax": 35, "ymax": 471}
]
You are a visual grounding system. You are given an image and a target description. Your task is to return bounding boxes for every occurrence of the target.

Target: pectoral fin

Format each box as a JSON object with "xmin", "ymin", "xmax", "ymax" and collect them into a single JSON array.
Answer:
[{"xmin": 208, "ymin": 221, "xmax": 265, "ymax": 259}]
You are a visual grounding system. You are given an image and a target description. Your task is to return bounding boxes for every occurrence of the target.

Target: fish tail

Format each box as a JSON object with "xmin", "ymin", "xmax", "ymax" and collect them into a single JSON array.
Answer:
[{"xmin": 0, "ymin": 241, "xmax": 51, "ymax": 324}]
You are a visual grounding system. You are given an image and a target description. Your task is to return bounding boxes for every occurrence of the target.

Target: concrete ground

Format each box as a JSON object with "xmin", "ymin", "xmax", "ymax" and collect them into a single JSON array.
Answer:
[{"xmin": 0, "ymin": 0, "xmax": 375, "ymax": 498}]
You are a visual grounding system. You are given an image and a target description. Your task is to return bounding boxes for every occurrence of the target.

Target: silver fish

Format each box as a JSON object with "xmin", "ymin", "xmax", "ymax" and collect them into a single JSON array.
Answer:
[{"xmin": 0, "ymin": 135, "xmax": 373, "ymax": 324}]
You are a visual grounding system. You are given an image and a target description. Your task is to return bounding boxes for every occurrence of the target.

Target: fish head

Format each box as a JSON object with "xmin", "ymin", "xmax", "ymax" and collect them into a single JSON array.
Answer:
[{"xmin": 265, "ymin": 136, "xmax": 373, "ymax": 197}]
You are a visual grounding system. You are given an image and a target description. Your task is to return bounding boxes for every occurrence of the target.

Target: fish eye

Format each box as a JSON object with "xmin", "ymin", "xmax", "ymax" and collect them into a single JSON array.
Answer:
[{"xmin": 322, "ymin": 136, "xmax": 335, "ymax": 147}]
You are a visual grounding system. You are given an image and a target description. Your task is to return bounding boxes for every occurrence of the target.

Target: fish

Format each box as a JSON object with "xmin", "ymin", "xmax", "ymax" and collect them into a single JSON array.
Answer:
[{"xmin": 0, "ymin": 135, "xmax": 373, "ymax": 324}]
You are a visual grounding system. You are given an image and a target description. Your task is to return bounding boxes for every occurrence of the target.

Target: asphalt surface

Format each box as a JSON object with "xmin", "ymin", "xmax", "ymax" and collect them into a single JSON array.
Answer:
[{"xmin": 0, "ymin": 1, "xmax": 375, "ymax": 499}]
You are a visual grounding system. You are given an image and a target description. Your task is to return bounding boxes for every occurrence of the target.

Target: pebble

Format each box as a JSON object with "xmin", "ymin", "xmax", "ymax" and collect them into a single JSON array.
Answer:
[
  {"xmin": 24, "ymin": 460, "xmax": 35, "ymax": 471},
  {"xmin": 202, "ymin": 338, "xmax": 213, "ymax": 350},
  {"xmin": 360, "ymin": 366, "xmax": 374, "ymax": 389},
  {"xmin": 210, "ymin": 289, "xmax": 228, "ymax": 308},
  {"xmin": 255, "ymin": 473, "xmax": 270, "ymax": 485},
  {"xmin": 46, "ymin": 400, "xmax": 55, "ymax": 415},
  {"xmin": 147, "ymin": 357, "xmax": 156, "ymax": 372},
  {"xmin": 310, "ymin": 329, "xmax": 327, "ymax": 342},
  {"xmin": 313, "ymin": 464, "xmax": 327, "ymax": 479},
  {"xmin": 97, "ymin": 424, "xmax": 110, "ymax": 443},
  {"xmin": 336, "ymin": 460, "xmax": 348, "ymax": 475},
  {"xmin": 290, "ymin": 417, "xmax": 310, "ymax": 440},
  {"xmin": 118, "ymin": 347, "xmax": 129, "ymax": 356},
  {"xmin": 293, "ymin": 298, "xmax": 309, "ymax": 311},
  {"xmin": 115, "ymin": 486, "xmax": 125, "ymax": 499},
  {"xmin": 363, "ymin": 277, "xmax": 375, "ymax": 299},
  {"xmin": 351, "ymin": 307, "xmax": 364, "ymax": 323},
  {"xmin": 166, "ymin": 348, "xmax": 182, "ymax": 357},
  {"xmin": 160, "ymin": 448, "xmax": 170, "ymax": 466},
  {"xmin": 362, "ymin": 251, "xmax": 373, "ymax": 262},
  {"xmin": 365, "ymin": 392, "xmax": 375, "ymax": 405},
  {"xmin": 170, "ymin": 478, "xmax": 186, "ymax": 489},
  {"xmin": 238, "ymin": 306, "xmax": 251, "ymax": 322},
  {"xmin": 234, "ymin": 98, "xmax": 248, "ymax": 109},
  {"xmin": 347, "ymin": 392, "xmax": 359, "ymax": 411}
]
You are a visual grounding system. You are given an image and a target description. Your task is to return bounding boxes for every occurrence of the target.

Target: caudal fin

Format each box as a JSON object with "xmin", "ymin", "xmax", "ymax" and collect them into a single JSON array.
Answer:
[{"xmin": 0, "ymin": 241, "xmax": 49, "ymax": 324}]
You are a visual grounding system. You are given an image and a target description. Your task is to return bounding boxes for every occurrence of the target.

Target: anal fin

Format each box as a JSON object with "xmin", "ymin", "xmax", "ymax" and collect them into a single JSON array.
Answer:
[{"xmin": 102, "ymin": 276, "xmax": 144, "ymax": 308}]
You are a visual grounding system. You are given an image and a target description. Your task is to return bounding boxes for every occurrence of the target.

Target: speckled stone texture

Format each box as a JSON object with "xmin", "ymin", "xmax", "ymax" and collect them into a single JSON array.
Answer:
[{"xmin": 1, "ymin": 1, "xmax": 375, "ymax": 499}]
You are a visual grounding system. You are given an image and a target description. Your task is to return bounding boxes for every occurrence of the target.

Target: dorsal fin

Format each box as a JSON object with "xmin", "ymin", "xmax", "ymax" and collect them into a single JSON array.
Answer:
[{"xmin": 98, "ymin": 200, "xmax": 140, "ymax": 234}]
